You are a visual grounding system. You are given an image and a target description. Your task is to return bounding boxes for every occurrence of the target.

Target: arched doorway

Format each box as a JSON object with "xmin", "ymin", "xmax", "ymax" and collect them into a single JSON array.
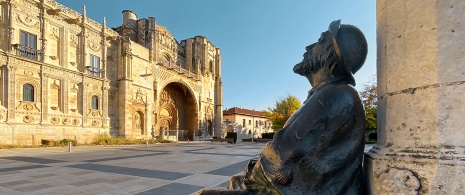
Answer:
[{"xmin": 158, "ymin": 82, "xmax": 197, "ymax": 140}]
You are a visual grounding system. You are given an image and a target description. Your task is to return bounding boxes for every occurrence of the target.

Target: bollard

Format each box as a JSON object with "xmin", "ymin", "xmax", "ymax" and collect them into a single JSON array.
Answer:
[
  {"xmin": 188, "ymin": 139, "xmax": 190, "ymax": 143},
  {"xmin": 146, "ymin": 140, "xmax": 148, "ymax": 148},
  {"xmin": 68, "ymin": 142, "xmax": 72, "ymax": 152}
]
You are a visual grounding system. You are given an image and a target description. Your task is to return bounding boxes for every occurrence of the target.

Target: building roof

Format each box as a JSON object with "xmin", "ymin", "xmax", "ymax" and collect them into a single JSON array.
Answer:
[{"xmin": 223, "ymin": 107, "xmax": 267, "ymax": 117}]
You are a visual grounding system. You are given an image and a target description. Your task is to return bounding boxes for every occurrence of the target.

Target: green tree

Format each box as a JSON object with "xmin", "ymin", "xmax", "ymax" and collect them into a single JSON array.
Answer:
[
  {"xmin": 359, "ymin": 75, "xmax": 377, "ymax": 130},
  {"xmin": 264, "ymin": 95, "xmax": 301, "ymax": 131}
]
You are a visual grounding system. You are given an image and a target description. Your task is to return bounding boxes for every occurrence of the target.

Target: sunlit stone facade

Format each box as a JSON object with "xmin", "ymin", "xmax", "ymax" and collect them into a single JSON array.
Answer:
[{"xmin": 0, "ymin": 0, "xmax": 223, "ymax": 145}]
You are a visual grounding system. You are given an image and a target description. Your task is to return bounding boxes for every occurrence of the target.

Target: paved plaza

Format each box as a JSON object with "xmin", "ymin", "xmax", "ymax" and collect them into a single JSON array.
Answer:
[
  {"xmin": 0, "ymin": 141, "xmax": 263, "ymax": 195},
  {"xmin": 0, "ymin": 142, "xmax": 375, "ymax": 195}
]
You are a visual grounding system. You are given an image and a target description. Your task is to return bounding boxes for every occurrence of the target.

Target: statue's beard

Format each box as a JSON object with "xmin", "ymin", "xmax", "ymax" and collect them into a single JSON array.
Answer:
[
  {"xmin": 293, "ymin": 45, "xmax": 336, "ymax": 76},
  {"xmin": 293, "ymin": 54, "xmax": 324, "ymax": 76}
]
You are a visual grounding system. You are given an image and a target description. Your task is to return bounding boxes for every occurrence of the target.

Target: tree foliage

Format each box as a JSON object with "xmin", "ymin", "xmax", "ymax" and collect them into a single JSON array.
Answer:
[
  {"xmin": 264, "ymin": 95, "xmax": 301, "ymax": 131},
  {"xmin": 359, "ymin": 75, "xmax": 377, "ymax": 129}
]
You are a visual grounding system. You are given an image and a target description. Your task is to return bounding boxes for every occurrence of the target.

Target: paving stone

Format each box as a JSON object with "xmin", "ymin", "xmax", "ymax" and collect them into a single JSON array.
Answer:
[
  {"xmin": 0, "ymin": 186, "xmax": 22, "ymax": 194},
  {"xmin": 30, "ymin": 173, "xmax": 58, "ymax": 178},
  {"xmin": 175, "ymin": 173, "xmax": 230, "ymax": 187},
  {"xmin": 16, "ymin": 184, "xmax": 53, "ymax": 192},
  {"xmin": 0, "ymin": 165, "xmax": 49, "ymax": 172},
  {"xmin": 136, "ymin": 183, "xmax": 204, "ymax": 195},
  {"xmin": 1, "ymin": 156, "xmax": 66, "ymax": 164},
  {"xmin": 205, "ymin": 159, "xmax": 250, "ymax": 176},
  {"xmin": 0, "ymin": 180, "xmax": 30, "ymax": 187},
  {"xmin": 67, "ymin": 163, "xmax": 191, "ymax": 180}
]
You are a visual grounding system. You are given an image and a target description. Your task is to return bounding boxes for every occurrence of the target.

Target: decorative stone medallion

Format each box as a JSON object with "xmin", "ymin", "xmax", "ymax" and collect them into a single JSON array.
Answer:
[
  {"xmin": 62, "ymin": 118, "xmax": 70, "ymax": 125},
  {"xmin": 51, "ymin": 117, "xmax": 60, "ymax": 124},
  {"xmin": 24, "ymin": 70, "xmax": 33, "ymax": 77},
  {"xmin": 73, "ymin": 119, "xmax": 80, "ymax": 126},
  {"xmin": 23, "ymin": 115, "xmax": 34, "ymax": 123},
  {"xmin": 92, "ymin": 120, "xmax": 99, "ymax": 126}
]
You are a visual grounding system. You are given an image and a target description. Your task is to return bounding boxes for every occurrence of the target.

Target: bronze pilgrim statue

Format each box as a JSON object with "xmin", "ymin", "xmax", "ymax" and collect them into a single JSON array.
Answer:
[{"xmin": 197, "ymin": 20, "xmax": 368, "ymax": 195}]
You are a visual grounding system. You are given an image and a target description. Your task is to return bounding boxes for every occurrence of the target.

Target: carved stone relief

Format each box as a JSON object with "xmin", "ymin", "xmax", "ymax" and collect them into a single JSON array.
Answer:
[
  {"xmin": 91, "ymin": 120, "xmax": 99, "ymax": 126},
  {"xmin": 24, "ymin": 70, "xmax": 33, "ymax": 77},
  {"xmin": 62, "ymin": 118, "xmax": 70, "ymax": 125},
  {"xmin": 23, "ymin": 115, "xmax": 34, "ymax": 123},
  {"xmin": 23, "ymin": 103, "xmax": 33, "ymax": 111},
  {"xmin": 16, "ymin": 12, "xmax": 39, "ymax": 29},
  {"xmin": 51, "ymin": 26, "xmax": 60, "ymax": 40},
  {"xmin": 69, "ymin": 34, "xmax": 78, "ymax": 47},
  {"xmin": 51, "ymin": 117, "xmax": 60, "ymax": 124},
  {"xmin": 375, "ymin": 168, "xmax": 421, "ymax": 195},
  {"xmin": 72, "ymin": 119, "xmax": 80, "ymax": 126}
]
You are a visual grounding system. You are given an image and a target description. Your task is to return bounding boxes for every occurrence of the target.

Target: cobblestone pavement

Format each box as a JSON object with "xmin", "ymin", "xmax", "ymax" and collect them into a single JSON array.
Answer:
[{"xmin": 0, "ymin": 142, "xmax": 375, "ymax": 195}]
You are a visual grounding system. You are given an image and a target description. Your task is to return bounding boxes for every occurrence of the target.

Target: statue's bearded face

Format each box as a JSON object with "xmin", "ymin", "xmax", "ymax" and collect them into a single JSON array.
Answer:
[{"xmin": 293, "ymin": 30, "xmax": 334, "ymax": 76}]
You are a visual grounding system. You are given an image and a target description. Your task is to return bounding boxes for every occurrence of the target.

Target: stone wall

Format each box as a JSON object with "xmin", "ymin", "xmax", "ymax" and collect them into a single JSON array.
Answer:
[{"xmin": 0, "ymin": 0, "xmax": 223, "ymax": 145}]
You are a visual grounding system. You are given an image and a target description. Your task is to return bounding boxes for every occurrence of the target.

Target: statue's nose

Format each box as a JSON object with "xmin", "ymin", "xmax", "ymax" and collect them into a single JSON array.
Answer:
[{"xmin": 305, "ymin": 43, "xmax": 315, "ymax": 52}]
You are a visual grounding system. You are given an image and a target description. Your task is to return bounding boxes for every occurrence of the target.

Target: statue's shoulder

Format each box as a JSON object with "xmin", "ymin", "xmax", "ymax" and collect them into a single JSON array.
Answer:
[{"xmin": 319, "ymin": 83, "xmax": 359, "ymax": 99}]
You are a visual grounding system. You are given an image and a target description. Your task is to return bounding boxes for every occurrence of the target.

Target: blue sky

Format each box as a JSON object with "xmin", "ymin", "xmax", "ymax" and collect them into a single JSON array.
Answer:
[{"xmin": 58, "ymin": 0, "xmax": 376, "ymax": 111}]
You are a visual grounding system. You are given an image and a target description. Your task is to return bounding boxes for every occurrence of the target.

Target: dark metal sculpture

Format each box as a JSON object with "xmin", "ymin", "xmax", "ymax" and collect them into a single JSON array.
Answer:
[{"xmin": 197, "ymin": 20, "xmax": 368, "ymax": 195}]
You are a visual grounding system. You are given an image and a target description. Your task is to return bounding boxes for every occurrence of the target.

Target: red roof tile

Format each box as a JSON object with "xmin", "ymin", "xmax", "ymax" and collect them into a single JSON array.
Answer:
[{"xmin": 223, "ymin": 107, "xmax": 266, "ymax": 117}]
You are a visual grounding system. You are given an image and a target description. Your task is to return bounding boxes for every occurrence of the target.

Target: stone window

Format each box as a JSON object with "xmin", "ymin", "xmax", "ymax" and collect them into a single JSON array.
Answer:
[
  {"xmin": 209, "ymin": 60, "xmax": 213, "ymax": 73},
  {"xmin": 249, "ymin": 120, "xmax": 251, "ymax": 125},
  {"xmin": 89, "ymin": 54, "xmax": 100, "ymax": 76},
  {"xmin": 161, "ymin": 54, "xmax": 171, "ymax": 66},
  {"xmin": 23, "ymin": 84, "xmax": 34, "ymax": 102},
  {"xmin": 91, "ymin": 95, "xmax": 98, "ymax": 109},
  {"xmin": 243, "ymin": 119, "xmax": 246, "ymax": 127},
  {"xmin": 19, "ymin": 31, "xmax": 38, "ymax": 60}
]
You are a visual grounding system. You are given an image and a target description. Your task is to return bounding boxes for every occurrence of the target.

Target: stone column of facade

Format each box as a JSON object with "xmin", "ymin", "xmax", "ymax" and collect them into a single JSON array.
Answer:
[
  {"xmin": 102, "ymin": 83, "xmax": 109, "ymax": 128},
  {"xmin": 62, "ymin": 28, "xmax": 68, "ymax": 68},
  {"xmin": 81, "ymin": 77, "xmax": 87, "ymax": 124},
  {"xmin": 40, "ymin": 73, "xmax": 48, "ymax": 123},
  {"xmin": 62, "ymin": 78, "xmax": 68, "ymax": 114},
  {"xmin": 6, "ymin": 66, "xmax": 16, "ymax": 121},
  {"xmin": 7, "ymin": 0, "xmax": 15, "ymax": 52},
  {"xmin": 365, "ymin": 1, "xmax": 465, "ymax": 194},
  {"xmin": 118, "ymin": 40, "xmax": 133, "ymax": 137},
  {"xmin": 101, "ymin": 17, "xmax": 107, "ymax": 79},
  {"xmin": 39, "ymin": 0, "xmax": 46, "ymax": 62}
]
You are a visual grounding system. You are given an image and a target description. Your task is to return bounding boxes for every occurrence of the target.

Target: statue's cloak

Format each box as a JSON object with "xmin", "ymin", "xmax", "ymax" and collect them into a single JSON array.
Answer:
[{"xmin": 243, "ymin": 79, "xmax": 366, "ymax": 195}]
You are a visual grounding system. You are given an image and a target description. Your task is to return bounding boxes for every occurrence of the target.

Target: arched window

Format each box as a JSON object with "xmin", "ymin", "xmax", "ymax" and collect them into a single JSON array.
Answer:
[
  {"xmin": 91, "ymin": 95, "xmax": 98, "ymax": 109},
  {"xmin": 161, "ymin": 54, "xmax": 171, "ymax": 66},
  {"xmin": 23, "ymin": 84, "xmax": 34, "ymax": 102},
  {"xmin": 209, "ymin": 61, "xmax": 213, "ymax": 73}
]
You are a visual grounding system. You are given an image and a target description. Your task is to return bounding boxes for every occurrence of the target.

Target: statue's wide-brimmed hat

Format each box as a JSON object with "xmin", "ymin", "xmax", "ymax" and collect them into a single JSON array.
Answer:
[{"xmin": 328, "ymin": 20, "xmax": 368, "ymax": 85}]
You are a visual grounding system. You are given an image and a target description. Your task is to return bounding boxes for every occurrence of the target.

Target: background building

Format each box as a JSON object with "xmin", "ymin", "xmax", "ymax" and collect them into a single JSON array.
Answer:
[
  {"xmin": 0, "ymin": 0, "xmax": 222, "ymax": 145},
  {"xmin": 222, "ymin": 107, "xmax": 272, "ymax": 140}
]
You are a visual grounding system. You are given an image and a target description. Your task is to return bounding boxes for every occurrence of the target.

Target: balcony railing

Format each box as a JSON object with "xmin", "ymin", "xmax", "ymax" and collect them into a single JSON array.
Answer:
[
  {"xmin": 159, "ymin": 62, "xmax": 200, "ymax": 80},
  {"xmin": 13, "ymin": 44, "xmax": 43, "ymax": 61}
]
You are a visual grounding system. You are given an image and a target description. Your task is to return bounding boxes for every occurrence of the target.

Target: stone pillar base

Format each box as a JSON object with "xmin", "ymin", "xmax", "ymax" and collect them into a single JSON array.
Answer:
[{"xmin": 364, "ymin": 145, "xmax": 465, "ymax": 194}]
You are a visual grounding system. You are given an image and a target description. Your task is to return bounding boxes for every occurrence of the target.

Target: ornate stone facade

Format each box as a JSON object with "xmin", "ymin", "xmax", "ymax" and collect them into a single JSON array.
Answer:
[{"xmin": 0, "ymin": 0, "xmax": 223, "ymax": 145}]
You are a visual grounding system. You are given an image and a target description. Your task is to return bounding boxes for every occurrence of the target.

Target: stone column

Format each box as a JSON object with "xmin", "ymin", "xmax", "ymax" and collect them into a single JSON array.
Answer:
[
  {"xmin": 6, "ymin": 66, "xmax": 16, "ymax": 121},
  {"xmin": 40, "ymin": 73, "xmax": 49, "ymax": 123},
  {"xmin": 365, "ymin": 1, "xmax": 465, "ymax": 194}
]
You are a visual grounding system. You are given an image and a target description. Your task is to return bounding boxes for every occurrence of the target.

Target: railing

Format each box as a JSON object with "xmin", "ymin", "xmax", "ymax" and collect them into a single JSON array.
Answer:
[
  {"xmin": 161, "ymin": 129, "xmax": 189, "ymax": 141},
  {"xmin": 12, "ymin": 44, "xmax": 43, "ymax": 61},
  {"xmin": 160, "ymin": 62, "xmax": 200, "ymax": 80}
]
